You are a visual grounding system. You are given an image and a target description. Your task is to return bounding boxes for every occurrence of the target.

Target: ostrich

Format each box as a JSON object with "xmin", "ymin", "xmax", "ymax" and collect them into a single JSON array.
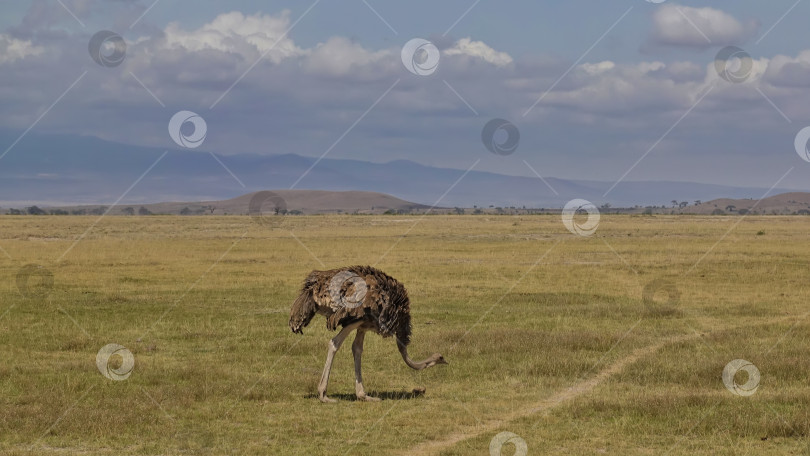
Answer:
[{"xmin": 289, "ymin": 265, "xmax": 448, "ymax": 402}]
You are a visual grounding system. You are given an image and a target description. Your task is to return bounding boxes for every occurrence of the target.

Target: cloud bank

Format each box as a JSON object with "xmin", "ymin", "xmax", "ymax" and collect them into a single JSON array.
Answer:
[{"xmin": 1, "ymin": 5, "xmax": 809, "ymax": 191}]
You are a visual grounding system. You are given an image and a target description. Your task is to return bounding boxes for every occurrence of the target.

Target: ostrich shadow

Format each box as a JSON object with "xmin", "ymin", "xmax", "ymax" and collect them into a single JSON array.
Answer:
[{"xmin": 305, "ymin": 389, "xmax": 426, "ymax": 401}]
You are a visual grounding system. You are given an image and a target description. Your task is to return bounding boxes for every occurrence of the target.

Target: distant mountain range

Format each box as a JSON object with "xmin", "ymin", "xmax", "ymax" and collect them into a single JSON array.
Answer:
[{"xmin": 0, "ymin": 130, "xmax": 802, "ymax": 208}]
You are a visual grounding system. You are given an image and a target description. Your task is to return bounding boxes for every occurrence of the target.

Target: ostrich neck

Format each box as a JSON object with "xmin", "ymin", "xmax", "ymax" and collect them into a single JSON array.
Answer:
[{"xmin": 397, "ymin": 341, "xmax": 429, "ymax": 370}]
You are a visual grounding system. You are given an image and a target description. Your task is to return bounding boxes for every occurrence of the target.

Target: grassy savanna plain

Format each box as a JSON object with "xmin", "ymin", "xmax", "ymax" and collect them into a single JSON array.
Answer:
[{"xmin": 1, "ymin": 214, "xmax": 810, "ymax": 455}]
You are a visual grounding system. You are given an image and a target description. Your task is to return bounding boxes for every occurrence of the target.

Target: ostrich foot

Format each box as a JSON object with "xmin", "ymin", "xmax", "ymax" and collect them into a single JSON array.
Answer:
[
  {"xmin": 356, "ymin": 394, "xmax": 381, "ymax": 402},
  {"xmin": 319, "ymin": 394, "xmax": 337, "ymax": 403}
]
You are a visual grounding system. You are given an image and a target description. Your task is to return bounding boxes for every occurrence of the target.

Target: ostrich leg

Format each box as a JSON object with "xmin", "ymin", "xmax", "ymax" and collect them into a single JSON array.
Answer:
[
  {"xmin": 318, "ymin": 321, "xmax": 362, "ymax": 403},
  {"xmin": 352, "ymin": 329, "xmax": 380, "ymax": 402}
]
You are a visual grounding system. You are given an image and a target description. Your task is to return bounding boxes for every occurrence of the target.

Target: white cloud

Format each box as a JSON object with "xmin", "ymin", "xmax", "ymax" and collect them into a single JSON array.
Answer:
[
  {"xmin": 137, "ymin": 13, "xmax": 514, "ymax": 81},
  {"xmin": 303, "ymin": 37, "xmax": 391, "ymax": 76},
  {"xmin": 637, "ymin": 61, "xmax": 666, "ymax": 74},
  {"xmin": 650, "ymin": 4, "xmax": 758, "ymax": 49},
  {"xmin": 530, "ymin": 60, "xmax": 712, "ymax": 115},
  {"xmin": 658, "ymin": 61, "xmax": 704, "ymax": 82},
  {"xmin": 581, "ymin": 61, "xmax": 616, "ymax": 75},
  {"xmin": 162, "ymin": 11, "xmax": 305, "ymax": 63},
  {"xmin": 705, "ymin": 55, "xmax": 770, "ymax": 86},
  {"xmin": 0, "ymin": 34, "xmax": 43, "ymax": 64},
  {"xmin": 763, "ymin": 50, "xmax": 810, "ymax": 88},
  {"xmin": 443, "ymin": 37, "xmax": 513, "ymax": 66}
]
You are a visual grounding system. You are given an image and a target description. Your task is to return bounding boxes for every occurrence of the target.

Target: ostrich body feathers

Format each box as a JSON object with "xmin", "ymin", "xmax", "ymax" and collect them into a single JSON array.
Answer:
[{"xmin": 289, "ymin": 265, "xmax": 412, "ymax": 346}]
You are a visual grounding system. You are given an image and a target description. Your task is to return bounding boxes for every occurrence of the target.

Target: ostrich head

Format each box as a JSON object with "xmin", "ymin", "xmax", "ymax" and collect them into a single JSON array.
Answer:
[
  {"xmin": 398, "ymin": 342, "xmax": 449, "ymax": 370},
  {"xmin": 426, "ymin": 353, "xmax": 449, "ymax": 368}
]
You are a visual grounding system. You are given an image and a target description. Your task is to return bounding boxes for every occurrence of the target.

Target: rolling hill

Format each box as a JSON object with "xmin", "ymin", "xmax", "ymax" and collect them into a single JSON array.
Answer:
[{"xmin": 689, "ymin": 192, "xmax": 810, "ymax": 215}]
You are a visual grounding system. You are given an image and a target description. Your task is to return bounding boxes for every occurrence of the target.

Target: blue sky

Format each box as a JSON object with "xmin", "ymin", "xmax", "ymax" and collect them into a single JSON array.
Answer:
[
  {"xmin": 1, "ymin": 1, "xmax": 802, "ymax": 60},
  {"xmin": 2, "ymin": 0, "xmax": 810, "ymax": 194}
]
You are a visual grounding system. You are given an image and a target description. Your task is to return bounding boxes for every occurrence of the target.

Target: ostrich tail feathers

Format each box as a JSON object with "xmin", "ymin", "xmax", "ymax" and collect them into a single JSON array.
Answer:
[{"xmin": 289, "ymin": 290, "xmax": 317, "ymax": 334}]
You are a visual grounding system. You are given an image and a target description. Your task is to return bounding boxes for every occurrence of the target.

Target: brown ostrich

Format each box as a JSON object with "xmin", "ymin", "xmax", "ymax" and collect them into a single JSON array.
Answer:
[{"xmin": 289, "ymin": 265, "xmax": 448, "ymax": 402}]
